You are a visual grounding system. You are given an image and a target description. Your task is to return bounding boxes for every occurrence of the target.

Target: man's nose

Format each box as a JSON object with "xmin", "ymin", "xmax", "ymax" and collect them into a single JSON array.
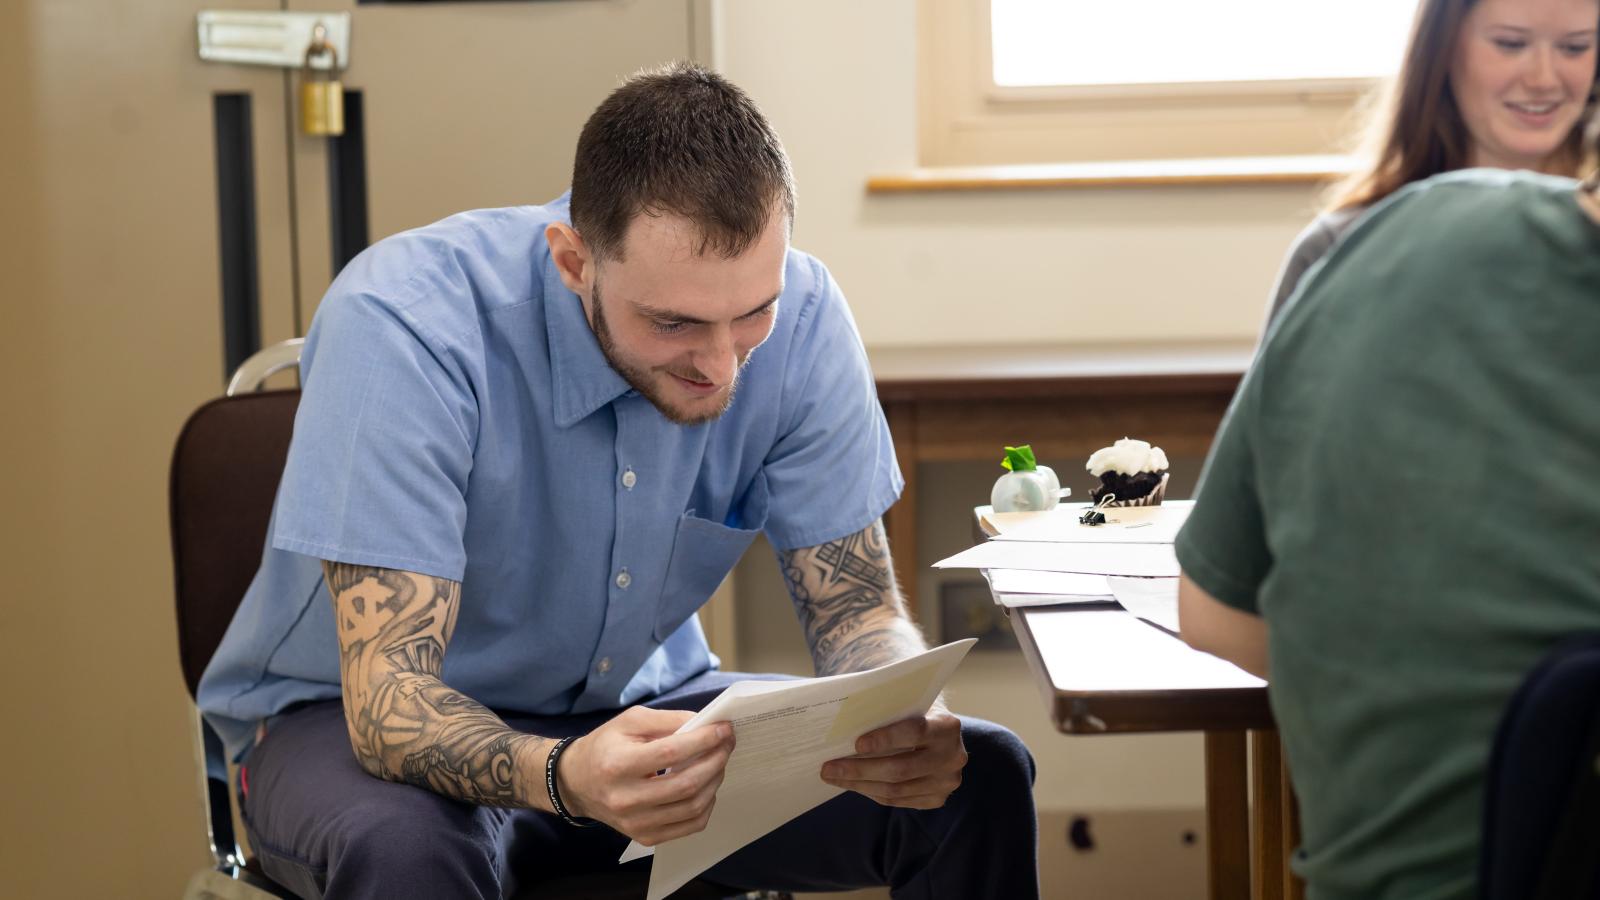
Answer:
[{"xmin": 694, "ymin": 326, "xmax": 738, "ymax": 386}]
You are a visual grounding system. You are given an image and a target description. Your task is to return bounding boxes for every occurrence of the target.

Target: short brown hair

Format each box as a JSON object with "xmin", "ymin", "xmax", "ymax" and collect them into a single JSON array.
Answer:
[
  {"xmin": 570, "ymin": 61, "xmax": 796, "ymax": 261},
  {"xmin": 1329, "ymin": 0, "xmax": 1600, "ymax": 211}
]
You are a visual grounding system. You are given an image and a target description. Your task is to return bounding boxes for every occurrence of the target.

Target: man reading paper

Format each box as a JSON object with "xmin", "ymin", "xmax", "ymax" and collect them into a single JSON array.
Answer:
[{"xmin": 198, "ymin": 62, "xmax": 1038, "ymax": 899}]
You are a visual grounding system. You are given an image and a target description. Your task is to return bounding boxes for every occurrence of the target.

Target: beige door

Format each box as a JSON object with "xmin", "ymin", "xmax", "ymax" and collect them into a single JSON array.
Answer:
[
  {"xmin": 284, "ymin": 0, "xmax": 707, "ymax": 328},
  {"xmin": 2, "ymin": 3, "xmax": 700, "ymax": 897}
]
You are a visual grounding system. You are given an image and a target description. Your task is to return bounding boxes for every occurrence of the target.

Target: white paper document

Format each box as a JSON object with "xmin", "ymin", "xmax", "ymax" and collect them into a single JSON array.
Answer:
[
  {"xmin": 994, "ymin": 591, "xmax": 1116, "ymax": 609},
  {"xmin": 986, "ymin": 501, "xmax": 1194, "ymax": 545},
  {"xmin": 619, "ymin": 639, "xmax": 977, "ymax": 900},
  {"xmin": 934, "ymin": 540, "xmax": 1180, "ymax": 578},
  {"xmin": 1025, "ymin": 610, "xmax": 1265, "ymax": 691},
  {"xmin": 984, "ymin": 569, "xmax": 1114, "ymax": 608},
  {"xmin": 1107, "ymin": 575, "xmax": 1182, "ymax": 631},
  {"xmin": 985, "ymin": 569, "xmax": 1113, "ymax": 596}
]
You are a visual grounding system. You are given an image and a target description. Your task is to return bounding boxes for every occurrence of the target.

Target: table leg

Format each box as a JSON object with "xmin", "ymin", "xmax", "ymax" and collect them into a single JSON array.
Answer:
[
  {"xmin": 883, "ymin": 400, "xmax": 919, "ymax": 620},
  {"xmin": 1282, "ymin": 754, "xmax": 1304, "ymax": 900},
  {"xmin": 1205, "ymin": 730, "xmax": 1250, "ymax": 900},
  {"xmin": 1251, "ymin": 730, "xmax": 1284, "ymax": 900}
]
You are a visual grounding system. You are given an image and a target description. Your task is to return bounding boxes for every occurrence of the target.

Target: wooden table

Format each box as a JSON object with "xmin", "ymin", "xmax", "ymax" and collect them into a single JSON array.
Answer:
[
  {"xmin": 872, "ymin": 342, "xmax": 1251, "ymax": 615},
  {"xmin": 1009, "ymin": 604, "xmax": 1304, "ymax": 900},
  {"xmin": 869, "ymin": 343, "xmax": 1290, "ymax": 894}
]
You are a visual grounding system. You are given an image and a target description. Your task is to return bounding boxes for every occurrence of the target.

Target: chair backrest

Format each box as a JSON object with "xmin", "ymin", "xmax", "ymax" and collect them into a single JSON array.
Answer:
[
  {"xmin": 169, "ymin": 389, "xmax": 300, "ymax": 697},
  {"xmin": 1480, "ymin": 634, "xmax": 1600, "ymax": 900},
  {"xmin": 225, "ymin": 337, "xmax": 304, "ymax": 397}
]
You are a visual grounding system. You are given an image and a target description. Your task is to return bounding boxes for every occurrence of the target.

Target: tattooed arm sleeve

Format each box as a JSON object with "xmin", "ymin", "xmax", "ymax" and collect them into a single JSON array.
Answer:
[
  {"xmin": 777, "ymin": 520, "xmax": 928, "ymax": 677},
  {"xmin": 323, "ymin": 562, "xmax": 553, "ymax": 808}
]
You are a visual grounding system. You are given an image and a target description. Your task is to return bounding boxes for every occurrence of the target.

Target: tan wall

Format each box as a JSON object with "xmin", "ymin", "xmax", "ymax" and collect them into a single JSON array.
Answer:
[
  {"xmin": 1, "ymin": 3, "xmax": 273, "ymax": 897},
  {"xmin": 712, "ymin": 0, "xmax": 1317, "ymax": 820},
  {"xmin": 713, "ymin": 0, "xmax": 1322, "ymax": 350},
  {"xmin": 0, "ymin": 2, "xmax": 692, "ymax": 897},
  {"xmin": 287, "ymin": 0, "xmax": 706, "ymax": 328}
]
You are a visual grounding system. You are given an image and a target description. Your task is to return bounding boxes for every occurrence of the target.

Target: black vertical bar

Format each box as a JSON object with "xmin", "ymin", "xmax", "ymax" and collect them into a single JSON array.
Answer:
[
  {"xmin": 212, "ymin": 93, "xmax": 261, "ymax": 383},
  {"xmin": 327, "ymin": 90, "xmax": 370, "ymax": 276}
]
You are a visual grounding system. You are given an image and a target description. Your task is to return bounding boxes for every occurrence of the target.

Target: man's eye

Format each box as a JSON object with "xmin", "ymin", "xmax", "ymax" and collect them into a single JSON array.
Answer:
[{"xmin": 651, "ymin": 320, "xmax": 688, "ymax": 335}]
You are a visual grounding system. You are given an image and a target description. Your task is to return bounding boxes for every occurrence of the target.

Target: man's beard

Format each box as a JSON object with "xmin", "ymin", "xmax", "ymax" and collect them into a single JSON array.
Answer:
[{"xmin": 590, "ymin": 281, "xmax": 746, "ymax": 426}]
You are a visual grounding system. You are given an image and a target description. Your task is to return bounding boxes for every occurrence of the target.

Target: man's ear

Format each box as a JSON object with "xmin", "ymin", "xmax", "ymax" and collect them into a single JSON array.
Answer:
[{"xmin": 545, "ymin": 223, "xmax": 593, "ymax": 297}]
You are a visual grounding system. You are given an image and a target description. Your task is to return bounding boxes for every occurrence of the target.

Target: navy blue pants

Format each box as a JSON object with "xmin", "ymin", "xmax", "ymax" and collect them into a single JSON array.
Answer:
[{"xmin": 239, "ymin": 671, "xmax": 1038, "ymax": 899}]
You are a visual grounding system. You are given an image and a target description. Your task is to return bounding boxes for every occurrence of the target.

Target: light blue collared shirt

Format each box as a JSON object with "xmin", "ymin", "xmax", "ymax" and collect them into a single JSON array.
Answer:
[{"xmin": 198, "ymin": 195, "xmax": 903, "ymax": 763}]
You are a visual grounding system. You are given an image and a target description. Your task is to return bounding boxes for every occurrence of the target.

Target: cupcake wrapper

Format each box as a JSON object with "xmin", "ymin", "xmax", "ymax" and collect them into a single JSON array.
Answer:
[{"xmin": 1100, "ymin": 472, "xmax": 1168, "ymax": 508}]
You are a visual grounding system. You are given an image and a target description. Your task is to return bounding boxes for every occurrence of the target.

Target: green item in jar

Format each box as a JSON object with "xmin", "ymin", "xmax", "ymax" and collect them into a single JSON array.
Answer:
[{"xmin": 1000, "ymin": 445, "xmax": 1038, "ymax": 472}]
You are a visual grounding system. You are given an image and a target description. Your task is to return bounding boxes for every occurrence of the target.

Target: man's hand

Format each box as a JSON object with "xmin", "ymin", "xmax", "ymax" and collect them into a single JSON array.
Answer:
[
  {"xmin": 557, "ymin": 707, "xmax": 737, "ymax": 846},
  {"xmin": 820, "ymin": 708, "xmax": 966, "ymax": 809}
]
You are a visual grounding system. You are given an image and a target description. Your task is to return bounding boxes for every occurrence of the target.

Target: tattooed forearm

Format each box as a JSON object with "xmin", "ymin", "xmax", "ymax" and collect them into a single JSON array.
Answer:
[
  {"xmin": 324, "ymin": 562, "xmax": 547, "ymax": 808},
  {"xmin": 778, "ymin": 521, "xmax": 927, "ymax": 677}
]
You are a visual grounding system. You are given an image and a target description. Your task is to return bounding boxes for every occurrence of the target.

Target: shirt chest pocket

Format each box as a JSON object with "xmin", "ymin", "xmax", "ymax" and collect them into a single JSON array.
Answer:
[{"xmin": 654, "ymin": 478, "xmax": 769, "ymax": 642}]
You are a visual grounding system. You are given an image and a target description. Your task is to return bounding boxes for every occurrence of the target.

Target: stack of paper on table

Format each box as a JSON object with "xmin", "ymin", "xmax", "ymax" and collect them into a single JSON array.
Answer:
[
  {"xmin": 943, "ymin": 501, "xmax": 1190, "ymax": 627},
  {"xmin": 620, "ymin": 639, "xmax": 975, "ymax": 900},
  {"xmin": 934, "ymin": 539, "xmax": 1180, "ymax": 578},
  {"xmin": 982, "ymin": 569, "xmax": 1115, "ymax": 608}
]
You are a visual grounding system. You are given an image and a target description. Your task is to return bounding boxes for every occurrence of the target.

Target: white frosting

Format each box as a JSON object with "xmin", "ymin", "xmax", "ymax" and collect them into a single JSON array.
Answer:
[{"xmin": 1086, "ymin": 437, "xmax": 1169, "ymax": 476}]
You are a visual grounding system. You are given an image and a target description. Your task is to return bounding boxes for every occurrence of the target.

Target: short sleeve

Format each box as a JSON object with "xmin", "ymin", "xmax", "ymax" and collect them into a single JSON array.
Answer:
[
  {"xmin": 1174, "ymin": 365, "xmax": 1270, "ymax": 614},
  {"xmin": 759, "ymin": 259, "xmax": 904, "ymax": 551},
  {"xmin": 271, "ymin": 290, "xmax": 479, "ymax": 581}
]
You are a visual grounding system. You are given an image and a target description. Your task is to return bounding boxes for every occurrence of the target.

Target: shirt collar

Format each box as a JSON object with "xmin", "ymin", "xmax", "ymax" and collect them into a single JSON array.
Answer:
[{"xmin": 544, "ymin": 261, "xmax": 632, "ymax": 428}]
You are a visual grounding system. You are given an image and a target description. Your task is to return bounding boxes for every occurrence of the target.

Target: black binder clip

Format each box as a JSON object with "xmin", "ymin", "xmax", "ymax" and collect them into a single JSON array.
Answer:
[{"xmin": 1079, "ymin": 494, "xmax": 1115, "ymax": 526}]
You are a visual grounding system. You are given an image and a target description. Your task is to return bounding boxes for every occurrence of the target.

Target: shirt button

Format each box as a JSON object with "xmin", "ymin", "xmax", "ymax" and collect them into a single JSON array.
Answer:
[
  {"xmin": 596, "ymin": 657, "xmax": 613, "ymax": 675},
  {"xmin": 615, "ymin": 569, "xmax": 632, "ymax": 590},
  {"xmin": 621, "ymin": 469, "xmax": 637, "ymax": 490}
]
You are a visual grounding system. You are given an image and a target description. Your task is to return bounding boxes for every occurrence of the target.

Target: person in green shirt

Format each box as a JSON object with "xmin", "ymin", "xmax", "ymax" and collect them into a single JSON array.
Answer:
[{"xmin": 1175, "ymin": 158, "xmax": 1600, "ymax": 899}]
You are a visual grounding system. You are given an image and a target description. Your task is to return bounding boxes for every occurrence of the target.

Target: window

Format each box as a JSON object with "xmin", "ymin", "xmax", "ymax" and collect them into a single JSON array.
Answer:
[
  {"xmin": 991, "ymin": 0, "xmax": 1416, "ymax": 91},
  {"xmin": 917, "ymin": 0, "xmax": 1420, "ymax": 169}
]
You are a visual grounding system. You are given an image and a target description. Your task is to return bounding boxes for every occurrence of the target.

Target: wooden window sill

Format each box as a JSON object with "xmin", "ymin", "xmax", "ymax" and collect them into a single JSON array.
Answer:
[{"xmin": 866, "ymin": 154, "xmax": 1355, "ymax": 193}]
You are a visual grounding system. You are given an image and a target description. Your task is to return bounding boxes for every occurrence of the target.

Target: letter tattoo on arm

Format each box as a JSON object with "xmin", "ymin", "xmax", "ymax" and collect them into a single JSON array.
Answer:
[
  {"xmin": 325, "ymin": 562, "xmax": 550, "ymax": 807},
  {"xmin": 777, "ymin": 520, "xmax": 927, "ymax": 676}
]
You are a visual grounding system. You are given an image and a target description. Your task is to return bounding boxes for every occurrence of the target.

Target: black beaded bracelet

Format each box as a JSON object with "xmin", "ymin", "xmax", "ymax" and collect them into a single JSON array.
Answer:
[{"xmin": 545, "ymin": 736, "xmax": 600, "ymax": 828}]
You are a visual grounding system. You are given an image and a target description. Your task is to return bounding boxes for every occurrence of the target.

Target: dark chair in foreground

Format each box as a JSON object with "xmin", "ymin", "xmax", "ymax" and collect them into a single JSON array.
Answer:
[
  {"xmin": 1480, "ymin": 634, "xmax": 1600, "ymax": 900},
  {"xmin": 171, "ymin": 340, "xmax": 787, "ymax": 900},
  {"xmin": 171, "ymin": 380, "xmax": 299, "ymax": 900}
]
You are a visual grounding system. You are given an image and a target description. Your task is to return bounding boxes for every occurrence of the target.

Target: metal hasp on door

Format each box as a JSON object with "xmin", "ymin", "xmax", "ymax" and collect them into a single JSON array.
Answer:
[{"xmin": 197, "ymin": 11, "xmax": 350, "ymax": 136}]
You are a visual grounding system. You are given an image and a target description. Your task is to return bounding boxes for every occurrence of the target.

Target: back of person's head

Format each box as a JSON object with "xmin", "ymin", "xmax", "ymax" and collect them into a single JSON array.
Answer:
[
  {"xmin": 1330, "ymin": 0, "xmax": 1600, "ymax": 211},
  {"xmin": 569, "ymin": 61, "xmax": 796, "ymax": 262}
]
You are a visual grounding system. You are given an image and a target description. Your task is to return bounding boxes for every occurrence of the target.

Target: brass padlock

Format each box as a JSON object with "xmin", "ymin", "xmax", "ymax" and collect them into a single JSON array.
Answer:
[{"xmin": 299, "ymin": 31, "xmax": 344, "ymax": 137}]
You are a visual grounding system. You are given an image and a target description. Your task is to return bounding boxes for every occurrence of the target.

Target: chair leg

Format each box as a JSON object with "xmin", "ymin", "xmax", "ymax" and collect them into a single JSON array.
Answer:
[{"xmin": 193, "ymin": 710, "xmax": 246, "ymax": 873}]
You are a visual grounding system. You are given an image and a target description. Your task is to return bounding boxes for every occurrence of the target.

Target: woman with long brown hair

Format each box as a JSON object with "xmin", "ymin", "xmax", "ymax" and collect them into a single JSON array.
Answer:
[{"xmin": 1265, "ymin": 0, "xmax": 1599, "ymax": 323}]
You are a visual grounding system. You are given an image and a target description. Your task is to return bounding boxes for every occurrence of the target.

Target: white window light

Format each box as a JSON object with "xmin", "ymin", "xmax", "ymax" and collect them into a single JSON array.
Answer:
[{"xmin": 991, "ymin": 0, "xmax": 1420, "ymax": 89}]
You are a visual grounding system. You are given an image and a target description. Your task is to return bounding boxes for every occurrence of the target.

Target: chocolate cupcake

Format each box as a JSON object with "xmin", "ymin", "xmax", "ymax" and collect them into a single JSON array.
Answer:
[{"xmin": 1086, "ymin": 438, "xmax": 1169, "ymax": 507}]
